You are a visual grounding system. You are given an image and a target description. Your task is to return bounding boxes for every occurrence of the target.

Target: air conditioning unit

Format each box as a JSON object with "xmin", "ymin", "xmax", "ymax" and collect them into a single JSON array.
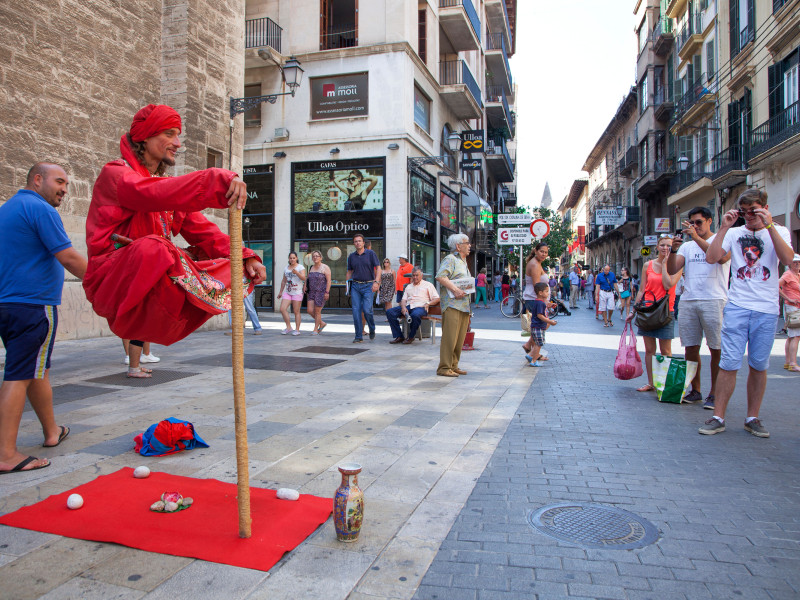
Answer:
[{"xmin": 273, "ymin": 127, "xmax": 290, "ymax": 141}]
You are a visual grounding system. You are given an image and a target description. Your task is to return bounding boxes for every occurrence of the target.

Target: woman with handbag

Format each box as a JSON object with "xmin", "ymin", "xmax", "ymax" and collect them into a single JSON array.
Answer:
[
  {"xmin": 618, "ymin": 267, "xmax": 633, "ymax": 319},
  {"xmin": 627, "ymin": 235, "xmax": 682, "ymax": 392},
  {"xmin": 779, "ymin": 254, "xmax": 800, "ymax": 372}
]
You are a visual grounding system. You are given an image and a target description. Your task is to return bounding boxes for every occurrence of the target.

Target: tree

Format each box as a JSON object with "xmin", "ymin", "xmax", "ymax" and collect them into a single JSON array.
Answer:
[{"xmin": 497, "ymin": 206, "xmax": 574, "ymax": 272}]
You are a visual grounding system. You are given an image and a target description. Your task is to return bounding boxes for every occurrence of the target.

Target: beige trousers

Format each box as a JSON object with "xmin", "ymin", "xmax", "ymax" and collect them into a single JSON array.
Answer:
[{"xmin": 437, "ymin": 308, "xmax": 470, "ymax": 374}]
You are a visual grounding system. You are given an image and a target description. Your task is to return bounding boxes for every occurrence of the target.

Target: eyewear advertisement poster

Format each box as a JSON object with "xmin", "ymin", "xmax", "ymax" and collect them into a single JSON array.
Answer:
[
  {"xmin": 440, "ymin": 187, "xmax": 459, "ymax": 231},
  {"xmin": 293, "ymin": 159, "xmax": 384, "ymax": 213},
  {"xmin": 310, "ymin": 72, "xmax": 368, "ymax": 120}
]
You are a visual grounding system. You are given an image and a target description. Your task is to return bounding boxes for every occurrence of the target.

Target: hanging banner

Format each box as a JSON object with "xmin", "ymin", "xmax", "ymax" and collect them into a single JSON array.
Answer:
[{"xmin": 460, "ymin": 129, "xmax": 485, "ymax": 153}]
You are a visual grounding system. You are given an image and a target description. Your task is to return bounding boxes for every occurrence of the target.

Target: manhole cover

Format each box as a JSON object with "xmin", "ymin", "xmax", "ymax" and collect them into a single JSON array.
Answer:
[{"xmin": 527, "ymin": 503, "xmax": 659, "ymax": 549}]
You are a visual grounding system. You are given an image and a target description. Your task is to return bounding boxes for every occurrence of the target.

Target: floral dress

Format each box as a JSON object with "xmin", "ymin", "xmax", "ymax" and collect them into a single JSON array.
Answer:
[{"xmin": 378, "ymin": 271, "xmax": 395, "ymax": 303}]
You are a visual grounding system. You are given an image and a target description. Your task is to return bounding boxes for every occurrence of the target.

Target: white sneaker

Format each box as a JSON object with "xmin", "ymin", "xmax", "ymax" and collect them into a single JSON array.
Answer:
[
  {"xmin": 281, "ymin": 328, "xmax": 292, "ymax": 335},
  {"xmin": 140, "ymin": 353, "xmax": 160, "ymax": 363},
  {"xmin": 291, "ymin": 330, "xmax": 301, "ymax": 336}
]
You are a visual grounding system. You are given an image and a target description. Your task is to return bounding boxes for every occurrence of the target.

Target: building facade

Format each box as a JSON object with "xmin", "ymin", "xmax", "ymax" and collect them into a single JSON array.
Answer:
[{"xmin": 240, "ymin": 0, "xmax": 517, "ymax": 309}]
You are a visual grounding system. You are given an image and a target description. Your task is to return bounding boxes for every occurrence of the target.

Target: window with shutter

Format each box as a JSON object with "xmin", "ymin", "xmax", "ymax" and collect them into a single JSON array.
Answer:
[{"xmin": 706, "ymin": 40, "xmax": 715, "ymax": 80}]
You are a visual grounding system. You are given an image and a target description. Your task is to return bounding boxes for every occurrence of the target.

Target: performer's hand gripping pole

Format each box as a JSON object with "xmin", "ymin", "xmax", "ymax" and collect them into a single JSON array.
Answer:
[{"xmin": 229, "ymin": 206, "xmax": 252, "ymax": 538}]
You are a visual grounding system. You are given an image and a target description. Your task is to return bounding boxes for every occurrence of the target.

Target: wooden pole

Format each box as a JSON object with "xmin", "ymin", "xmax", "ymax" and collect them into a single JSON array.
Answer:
[{"xmin": 229, "ymin": 206, "xmax": 251, "ymax": 538}]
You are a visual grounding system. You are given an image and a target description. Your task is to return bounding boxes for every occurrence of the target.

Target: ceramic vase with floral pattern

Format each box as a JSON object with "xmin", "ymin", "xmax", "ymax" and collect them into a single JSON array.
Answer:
[{"xmin": 334, "ymin": 463, "xmax": 364, "ymax": 542}]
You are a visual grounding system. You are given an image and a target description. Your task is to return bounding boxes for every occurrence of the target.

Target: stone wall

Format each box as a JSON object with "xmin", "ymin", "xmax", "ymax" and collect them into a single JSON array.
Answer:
[{"xmin": 0, "ymin": 0, "xmax": 245, "ymax": 341}]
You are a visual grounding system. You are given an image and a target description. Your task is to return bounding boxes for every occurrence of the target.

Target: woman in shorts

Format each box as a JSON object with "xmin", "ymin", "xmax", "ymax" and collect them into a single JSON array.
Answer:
[{"xmin": 278, "ymin": 251, "xmax": 306, "ymax": 335}]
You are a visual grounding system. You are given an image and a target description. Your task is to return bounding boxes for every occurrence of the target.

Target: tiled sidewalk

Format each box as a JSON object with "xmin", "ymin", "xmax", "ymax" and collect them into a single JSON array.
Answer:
[{"xmin": 0, "ymin": 310, "xmax": 534, "ymax": 599}]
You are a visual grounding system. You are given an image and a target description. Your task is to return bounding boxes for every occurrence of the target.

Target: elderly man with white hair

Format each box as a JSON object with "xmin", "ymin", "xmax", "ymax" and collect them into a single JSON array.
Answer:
[{"xmin": 435, "ymin": 233, "xmax": 472, "ymax": 377}]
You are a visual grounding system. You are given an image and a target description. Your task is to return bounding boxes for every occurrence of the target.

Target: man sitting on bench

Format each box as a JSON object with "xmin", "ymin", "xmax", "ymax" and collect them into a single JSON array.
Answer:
[{"xmin": 387, "ymin": 267, "xmax": 440, "ymax": 344}]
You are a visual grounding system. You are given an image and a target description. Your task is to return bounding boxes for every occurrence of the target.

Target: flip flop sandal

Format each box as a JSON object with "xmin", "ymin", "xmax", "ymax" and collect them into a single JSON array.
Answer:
[
  {"xmin": 127, "ymin": 368, "xmax": 152, "ymax": 379},
  {"xmin": 0, "ymin": 456, "xmax": 50, "ymax": 475},
  {"xmin": 636, "ymin": 384, "xmax": 655, "ymax": 392},
  {"xmin": 536, "ymin": 356, "xmax": 549, "ymax": 361},
  {"xmin": 43, "ymin": 425, "xmax": 70, "ymax": 448},
  {"xmin": 318, "ymin": 323, "xmax": 327, "ymax": 333},
  {"xmin": 787, "ymin": 365, "xmax": 800, "ymax": 373}
]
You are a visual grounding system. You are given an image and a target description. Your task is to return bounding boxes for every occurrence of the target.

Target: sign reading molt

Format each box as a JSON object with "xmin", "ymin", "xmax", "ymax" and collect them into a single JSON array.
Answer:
[
  {"xmin": 311, "ymin": 72, "xmax": 369, "ymax": 120},
  {"xmin": 295, "ymin": 211, "xmax": 384, "ymax": 240}
]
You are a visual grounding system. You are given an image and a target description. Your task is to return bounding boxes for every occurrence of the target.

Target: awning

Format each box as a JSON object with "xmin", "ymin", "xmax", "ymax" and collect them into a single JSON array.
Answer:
[{"xmin": 461, "ymin": 186, "xmax": 492, "ymax": 211}]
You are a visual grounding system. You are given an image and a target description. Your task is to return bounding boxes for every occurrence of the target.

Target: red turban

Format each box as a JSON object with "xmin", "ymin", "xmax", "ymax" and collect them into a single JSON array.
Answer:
[{"xmin": 129, "ymin": 104, "xmax": 182, "ymax": 142}]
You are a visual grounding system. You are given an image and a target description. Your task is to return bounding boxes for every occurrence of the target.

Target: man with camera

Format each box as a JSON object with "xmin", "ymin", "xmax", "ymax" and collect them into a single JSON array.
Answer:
[
  {"xmin": 667, "ymin": 207, "xmax": 730, "ymax": 409},
  {"xmin": 699, "ymin": 189, "xmax": 794, "ymax": 438}
]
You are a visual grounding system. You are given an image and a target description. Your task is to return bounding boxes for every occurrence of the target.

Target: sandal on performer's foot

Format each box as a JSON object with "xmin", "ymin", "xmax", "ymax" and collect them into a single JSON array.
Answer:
[{"xmin": 636, "ymin": 384, "xmax": 655, "ymax": 392}]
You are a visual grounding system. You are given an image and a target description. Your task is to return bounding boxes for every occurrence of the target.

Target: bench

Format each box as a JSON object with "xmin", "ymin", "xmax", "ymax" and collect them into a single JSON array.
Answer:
[{"xmin": 417, "ymin": 303, "xmax": 442, "ymax": 344}]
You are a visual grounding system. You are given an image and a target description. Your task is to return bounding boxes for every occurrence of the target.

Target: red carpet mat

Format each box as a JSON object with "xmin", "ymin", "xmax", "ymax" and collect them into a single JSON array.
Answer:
[{"xmin": 0, "ymin": 467, "xmax": 332, "ymax": 572}]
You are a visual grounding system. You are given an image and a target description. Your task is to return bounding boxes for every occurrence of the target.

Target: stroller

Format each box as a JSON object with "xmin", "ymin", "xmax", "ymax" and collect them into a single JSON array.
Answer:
[{"xmin": 547, "ymin": 293, "xmax": 572, "ymax": 317}]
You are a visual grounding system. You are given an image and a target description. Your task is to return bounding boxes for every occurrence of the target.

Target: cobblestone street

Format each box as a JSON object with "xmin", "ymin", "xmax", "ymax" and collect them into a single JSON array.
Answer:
[{"xmin": 417, "ymin": 299, "xmax": 800, "ymax": 600}]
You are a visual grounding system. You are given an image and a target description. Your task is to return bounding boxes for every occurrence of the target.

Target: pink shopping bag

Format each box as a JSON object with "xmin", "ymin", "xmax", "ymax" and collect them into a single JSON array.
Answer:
[{"xmin": 614, "ymin": 322, "xmax": 643, "ymax": 380}]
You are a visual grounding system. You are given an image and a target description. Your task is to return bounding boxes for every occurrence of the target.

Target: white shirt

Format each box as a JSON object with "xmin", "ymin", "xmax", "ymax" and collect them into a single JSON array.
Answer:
[
  {"xmin": 677, "ymin": 234, "xmax": 729, "ymax": 301},
  {"xmin": 721, "ymin": 224, "xmax": 792, "ymax": 314},
  {"xmin": 402, "ymin": 280, "xmax": 439, "ymax": 310},
  {"xmin": 569, "ymin": 271, "xmax": 580, "ymax": 285},
  {"xmin": 283, "ymin": 264, "xmax": 305, "ymax": 296}
]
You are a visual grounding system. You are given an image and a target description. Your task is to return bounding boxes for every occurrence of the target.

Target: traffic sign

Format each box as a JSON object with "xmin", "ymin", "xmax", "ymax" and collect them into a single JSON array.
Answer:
[
  {"xmin": 497, "ymin": 213, "xmax": 533, "ymax": 225},
  {"xmin": 643, "ymin": 235, "xmax": 658, "ymax": 246},
  {"xmin": 641, "ymin": 247, "xmax": 651, "ymax": 257},
  {"xmin": 530, "ymin": 219, "xmax": 550, "ymax": 239},
  {"xmin": 497, "ymin": 227, "xmax": 532, "ymax": 245}
]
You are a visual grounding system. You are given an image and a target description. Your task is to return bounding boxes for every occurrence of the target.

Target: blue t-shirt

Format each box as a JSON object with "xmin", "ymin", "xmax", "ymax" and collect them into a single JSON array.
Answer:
[
  {"xmin": 595, "ymin": 271, "xmax": 617, "ymax": 291},
  {"xmin": 0, "ymin": 189, "xmax": 72, "ymax": 305},
  {"xmin": 531, "ymin": 299, "xmax": 548, "ymax": 330},
  {"xmin": 347, "ymin": 249, "xmax": 380, "ymax": 282}
]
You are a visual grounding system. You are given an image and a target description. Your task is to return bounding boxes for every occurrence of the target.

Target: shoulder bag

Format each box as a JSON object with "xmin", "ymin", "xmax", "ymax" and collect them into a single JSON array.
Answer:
[
  {"xmin": 786, "ymin": 308, "xmax": 800, "ymax": 328},
  {"xmin": 634, "ymin": 290, "xmax": 672, "ymax": 331}
]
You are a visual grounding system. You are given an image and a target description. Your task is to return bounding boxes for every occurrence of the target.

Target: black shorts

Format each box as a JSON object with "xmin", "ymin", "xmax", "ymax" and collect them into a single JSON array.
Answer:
[{"xmin": 0, "ymin": 303, "xmax": 58, "ymax": 380}]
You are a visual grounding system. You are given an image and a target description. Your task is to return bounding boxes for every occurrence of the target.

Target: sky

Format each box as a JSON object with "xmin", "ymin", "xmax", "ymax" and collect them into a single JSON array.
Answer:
[{"xmin": 509, "ymin": 1, "xmax": 636, "ymax": 210}]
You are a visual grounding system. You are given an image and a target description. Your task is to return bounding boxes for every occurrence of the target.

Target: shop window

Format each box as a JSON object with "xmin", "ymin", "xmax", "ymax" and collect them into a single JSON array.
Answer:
[{"xmin": 243, "ymin": 164, "xmax": 275, "ymax": 308}]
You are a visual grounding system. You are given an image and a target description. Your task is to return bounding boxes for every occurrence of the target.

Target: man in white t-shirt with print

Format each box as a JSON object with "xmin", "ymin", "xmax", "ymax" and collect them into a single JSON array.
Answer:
[
  {"xmin": 699, "ymin": 189, "xmax": 795, "ymax": 438},
  {"xmin": 667, "ymin": 207, "xmax": 730, "ymax": 409}
]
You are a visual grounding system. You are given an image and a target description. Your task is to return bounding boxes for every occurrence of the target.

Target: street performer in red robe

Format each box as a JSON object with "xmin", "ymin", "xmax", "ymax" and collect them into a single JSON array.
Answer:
[{"xmin": 83, "ymin": 104, "xmax": 266, "ymax": 360}]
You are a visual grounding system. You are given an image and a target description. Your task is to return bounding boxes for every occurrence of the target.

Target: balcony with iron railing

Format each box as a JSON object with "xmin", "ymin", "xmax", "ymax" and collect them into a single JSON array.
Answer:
[
  {"xmin": 750, "ymin": 101, "xmax": 800, "ymax": 159},
  {"xmin": 485, "ymin": 135, "xmax": 514, "ymax": 183},
  {"xmin": 654, "ymin": 86, "xmax": 674, "ymax": 122},
  {"xmin": 484, "ymin": 0, "xmax": 512, "ymax": 51},
  {"xmin": 439, "ymin": 59, "xmax": 483, "ymax": 118},
  {"xmin": 670, "ymin": 156, "xmax": 713, "ymax": 194},
  {"xmin": 671, "ymin": 77, "xmax": 713, "ymax": 126},
  {"xmin": 485, "ymin": 32, "xmax": 513, "ymax": 93},
  {"xmin": 320, "ymin": 23, "xmax": 357, "ymax": 50},
  {"xmin": 711, "ymin": 144, "xmax": 748, "ymax": 181},
  {"xmin": 485, "ymin": 85, "xmax": 514, "ymax": 138},
  {"xmin": 676, "ymin": 11, "xmax": 704, "ymax": 62},
  {"xmin": 620, "ymin": 145, "xmax": 638, "ymax": 176},
  {"xmin": 652, "ymin": 16, "xmax": 674, "ymax": 56},
  {"xmin": 245, "ymin": 16, "xmax": 282, "ymax": 52},
  {"xmin": 439, "ymin": 0, "xmax": 481, "ymax": 51}
]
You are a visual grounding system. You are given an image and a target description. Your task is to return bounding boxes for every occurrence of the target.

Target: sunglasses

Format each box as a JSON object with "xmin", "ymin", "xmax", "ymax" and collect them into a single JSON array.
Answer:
[
  {"xmin": 658, "ymin": 234, "xmax": 674, "ymax": 238},
  {"xmin": 737, "ymin": 208, "xmax": 759, "ymax": 217},
  {"xmin": 687, "ymin": 219, "xmax": 706, "ymax": 226}
]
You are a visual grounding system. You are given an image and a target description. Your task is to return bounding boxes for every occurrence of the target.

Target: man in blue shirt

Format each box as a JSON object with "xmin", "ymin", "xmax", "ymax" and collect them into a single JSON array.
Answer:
[
  {"xmin": 594, "ymin": 264, "xmax": 618, "ymax": 327},
  {"xmin": 346, "ymin": 233, "xmax": 381, "ymax": 343},
  {"xmin": 0, "ymin": 163, "xmax": 87, "ymax": 474},
  {"xmin": 568, "ymin": 265, "xmax": 581, "ymax": 308}
]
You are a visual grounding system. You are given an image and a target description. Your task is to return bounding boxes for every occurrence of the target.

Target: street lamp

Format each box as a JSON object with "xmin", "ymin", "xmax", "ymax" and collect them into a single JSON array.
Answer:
[
  {"xmin": 229, "ymin": 56, "xmax": 304, "ymax": 118},
  {"xmin": 677, "ymin": 155, "xmax": 689, "ymax": 171},
  {"xmin": 407, "ymin": 131, "xmax": 463, "ymax": 169}
]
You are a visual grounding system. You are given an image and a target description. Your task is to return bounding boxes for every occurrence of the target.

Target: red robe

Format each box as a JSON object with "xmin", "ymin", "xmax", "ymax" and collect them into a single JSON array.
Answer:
[{"xmin": 83, "ymin": 160, "xmax": 258, "ymax": 345}]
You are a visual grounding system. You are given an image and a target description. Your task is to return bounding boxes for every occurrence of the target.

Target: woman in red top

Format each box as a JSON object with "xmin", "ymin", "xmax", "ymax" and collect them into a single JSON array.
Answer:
[
  {"xmin": 779, "ymin": 254, "xmax": 800, "ymax": 372},
  {"xmin": 627, "ymin": 235, "xmax": 682, "ymax": 392},
  {"xmin": 475, "ymin": 268, "xmax": 489, "ymax": 308}
]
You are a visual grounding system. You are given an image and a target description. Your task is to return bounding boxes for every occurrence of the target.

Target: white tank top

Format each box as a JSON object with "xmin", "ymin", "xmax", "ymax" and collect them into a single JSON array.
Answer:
[{"xmin": 522, "ymin": 275, "xmax": 536, "ymax": 300}]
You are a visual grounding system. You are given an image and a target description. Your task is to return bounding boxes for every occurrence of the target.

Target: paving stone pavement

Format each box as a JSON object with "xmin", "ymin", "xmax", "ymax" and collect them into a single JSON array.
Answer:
[
  {"xmin": 415, "ymin": 299, "xmax": 800, "ymax": 600},
  {"xmin": 0, "ymin": 304, "xmax": 534, "ymax": 599}
]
